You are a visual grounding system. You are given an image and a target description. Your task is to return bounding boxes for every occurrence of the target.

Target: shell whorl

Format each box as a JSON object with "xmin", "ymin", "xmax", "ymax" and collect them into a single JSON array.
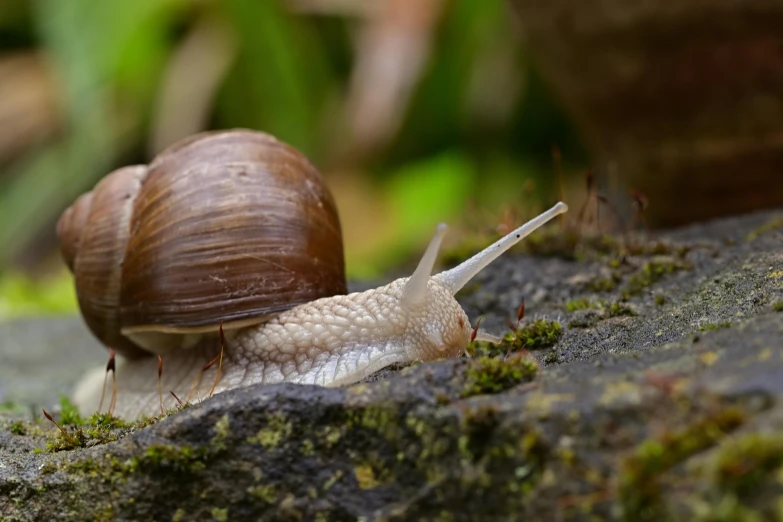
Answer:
[
  {"xmin": 58, "ymin": 129, "xmax": 347, "ymax": 358},
  {"xmin": 58, "ymin": 166, "xmax": 150, "ymax": 358},
  {"xmin": 56, "ymin": 191, "xmax": 93, "ymax": 272}
]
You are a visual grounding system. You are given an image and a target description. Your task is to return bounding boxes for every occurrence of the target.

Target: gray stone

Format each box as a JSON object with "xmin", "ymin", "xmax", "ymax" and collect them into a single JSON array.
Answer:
[{"xmin": 1, "ymin": 208, "xmax": 783, "ymax": 521}]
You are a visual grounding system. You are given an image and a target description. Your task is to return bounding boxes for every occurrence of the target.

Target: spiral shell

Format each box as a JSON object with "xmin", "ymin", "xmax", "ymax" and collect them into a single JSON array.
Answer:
[{"xmin": 57, "ymin": 129, "xmax": 347, "ymax": 357}]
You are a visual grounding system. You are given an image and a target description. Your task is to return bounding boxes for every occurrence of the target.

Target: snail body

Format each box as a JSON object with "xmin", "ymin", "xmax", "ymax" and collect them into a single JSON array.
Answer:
[{"xmin": 61, "ymin": 129, "xmax": 567, "ymax": 419}]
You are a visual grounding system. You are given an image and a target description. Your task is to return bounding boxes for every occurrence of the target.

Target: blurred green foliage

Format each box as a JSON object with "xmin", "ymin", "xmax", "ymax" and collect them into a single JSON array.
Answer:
[
  {"xmin": 0, "ymin": 0, "xmax": 586, "ymax": 318},
  {"xmin": 0, "ymin": 271, "xmax": 76, "ymax": 317}
]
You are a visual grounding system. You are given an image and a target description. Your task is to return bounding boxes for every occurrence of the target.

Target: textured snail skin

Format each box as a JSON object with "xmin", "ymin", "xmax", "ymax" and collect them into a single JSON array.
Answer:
[
  {"xmin": 73, "ymin": 202, "xmax": 569, "ymax": 420},
  {"xmin": 74, "ymin": 279, "xmax": 471, "ymax": 419}
]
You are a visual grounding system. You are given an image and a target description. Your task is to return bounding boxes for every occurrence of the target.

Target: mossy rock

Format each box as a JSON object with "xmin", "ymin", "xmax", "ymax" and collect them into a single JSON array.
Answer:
[{"xmin": 2, "ymin": 208, "xmax": 783, "ymax": 521}]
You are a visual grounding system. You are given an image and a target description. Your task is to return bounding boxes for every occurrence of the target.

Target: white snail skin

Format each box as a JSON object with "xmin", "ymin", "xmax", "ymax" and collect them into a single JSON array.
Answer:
[{"xmin": 74, "ymin": 203, "xmax": 568, "ymax": 419}]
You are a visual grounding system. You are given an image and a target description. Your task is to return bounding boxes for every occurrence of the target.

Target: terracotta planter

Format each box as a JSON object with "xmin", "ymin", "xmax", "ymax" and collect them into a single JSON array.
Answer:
[{"xmin": 510, "ymin": 0, "xmax": 783, "ymax": 226}]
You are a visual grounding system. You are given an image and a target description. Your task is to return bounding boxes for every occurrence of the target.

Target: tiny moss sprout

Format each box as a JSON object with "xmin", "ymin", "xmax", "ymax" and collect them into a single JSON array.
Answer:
[
  {"xmin": 698, "ymin": 322, "xmax": 731, "ymax": 332},
  {"xmin": 467, "ymin": 319, "xmax": 563, "ymax": 357},
  {"xmin": 623, "ymin": 258, "xmax": 691, "ymax": 298},
  {"xmin": 462, "ymin": 354, "xmax": 538, "ymax": 398}
]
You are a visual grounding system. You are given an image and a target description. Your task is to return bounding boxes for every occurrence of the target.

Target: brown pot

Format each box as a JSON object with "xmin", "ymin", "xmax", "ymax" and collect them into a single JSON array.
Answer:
[{"xmin": 510, "ymin": 0, "xmax": 783, "ymax": 226}]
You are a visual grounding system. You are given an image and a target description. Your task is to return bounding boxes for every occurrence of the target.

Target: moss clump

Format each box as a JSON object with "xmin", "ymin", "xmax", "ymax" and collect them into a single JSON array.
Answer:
[
  {"xmin": 9, "ymin": 420, "xmax": 26, "ymax": 435},
  {"xmin": 45, "ymin": 427, "xmax": 88, "ymax": 452},
  {"xmin": 563, "ymin": 300, "xmax": 634, "ymax": 325},
  {"xmin": 706, "ymin": 432, "xmax": 783, "ymax": 499},
  {"xmin": 126, "ymin": 444, "xmax": 210, "ymax": 473},
  {"xmin": 564, "ymin": 298, "xmax": 599, "ymax": 312},
  {"xmin": 699, "ymin": 322, "xmax": 731, "ymax": 332},
  {"xmin": 604, "ymin": 302, "xmax": 636, "ymax": 318},
  {"xmin": 461, "ymin": 354, "xmax": 538, "ymax": 397},
  {"xmin": 42, "ymin": 398, "xmax": 194, "ymax": 453},
  {"xmin": 515, "ymin": 319, "xmax": 563, "ymax": 349},
  {"xmin": 618, "ymin": 407, "xmax": 746, "ymax": 520},
  {"xmin": 248, "ymin": 484, "xmax": 278, "ymax": 503},
  {"xmin": 354, "ymin": 465, "xmax": 381, "ymax": 490},
  {"xmin": 210, "ymin": 507, "xmax": 228, "ymax": 522},
  {"xmin": 247, "ymin": 413, "xmax": 292, "ymax": 449},
  {"xmin": 467, "ymin": 319, "xmax": 563, "ymax": 357},
  {"xmin": 623, "ymin": 259, "xmax": 690, "ymax": 298},
  {"xmin": 45, "ymin": 410, "xmax": 133, "ymax": 452},
  {"xmin": 588, "ymin": 274, "xmax": 619, "ymax": 292},
  {"xmin": 86, "ymin": 412, "xmax": 132, "ymax": 431},
  {"xmin": 772, "ymin": 300, "xmax": 783, "ymax": 312},
  {"xmin": 654, "ymin": 294, "xmax": 666, "ymax": 306}
]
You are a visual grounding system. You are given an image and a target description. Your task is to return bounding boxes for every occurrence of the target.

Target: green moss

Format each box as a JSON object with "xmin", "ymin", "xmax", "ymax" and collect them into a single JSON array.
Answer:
[
  {"xmin": 588, "ymin": 275, "xmax": 619, "ymax": 292},
  {"xmin": 746, "ymin": 215, "xmax": 783, "ymax": 241},
  {"xmin": 39, "ymin": 462, "xmax": 58, "ymax": 475},
  {"xmin": 772, "ymin": 300, "xmax": 783, "ymax": 312},
  {"xmin": 623, "ymin": 259, "xmax": 690, "ymax": 298},
  {"xmin": 564, "ymin": 298, "xmax": 599, "ymax": 311},
  {"xmin": 699, "ymin": 322, "xmax": 731, "ymax": 332},
  {"xmin": 604, "ymin": 302, "xmax": 637, "ymax": 318},
  {"xmin": 461, "ymin": 354, "xmax": 538, "ymax": 398},
  {"xmin": 707, "ymin": 432, "xmax": 783, "ymax": 499},
  {"xmin": 467, "ymin": 319, "xmax": 563, "ymax": 357},
  {"xmin": 10, "ymin": 420, "xmax": 26, "ymax": 435},
  {"xmin": 45, "ymin": 427, "xmax": 88, "ymax": 452},
  {"xmin": 322, "ymin": 470, "xmax": 344, "ymax": 491},
  {"xmin": 126, "ymin": 444, "xmax": 210, "ymax": 474},
  {"xmin": 247, "ymin": 413, "xmax": 292, "ymax": 449},
  {"xmin": 211, "ymin": 414, "xmax": 230, "ymax": 451},
  {"xmin": 59, "ymin": 395, "xmax": 84, "ymax": 425},
  {"xmin": 210, "ymin": 507, "xmax": 228, "ymax": 521},
  {"xmin": 320, "ymin": 425, "xmax": 343, "ymax": 447},
  {"xmin": 517, "ymin": 319, "xmax": 563, "ymax": 348},
  {"xmin": 248, "ymin": 484, "xmax": 278, "ymax": 503},
  {"xmin": 354, "ymin": 465, "xmax": 381, "ymax": 490},
  {"xmin": 567, "ymin": 319, "xmax": 594, "ymax": 329},
  {"xmin": 618, "ymin": 407, "xmax": 746, "ymax": 520},
  {"xmin": 564, "ymin": 299, "xmax": 634, "ymax": 319},
  {"xmin": 65, "ymin": 458, "xmax": 104, "ymax": 475},
  {"xmin": 45, "ymin": 411, "xmax": 132, "ymax": 452},
  {"xmin": 300, "ymin": 439, "xmax": 315, "ymax": 456},
  {"xmin": 654, "ymin": 294, "xmax": 666, "ymax": 306},
  {"xmin": 86, "ymin": 412, "xmax": 132, "ymax": 430}
]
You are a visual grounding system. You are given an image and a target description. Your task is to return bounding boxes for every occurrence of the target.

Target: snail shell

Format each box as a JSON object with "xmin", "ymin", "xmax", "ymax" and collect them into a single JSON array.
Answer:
[{"xmin": 57, "ymin": 129, "xmax": 346, "ymax": 358}]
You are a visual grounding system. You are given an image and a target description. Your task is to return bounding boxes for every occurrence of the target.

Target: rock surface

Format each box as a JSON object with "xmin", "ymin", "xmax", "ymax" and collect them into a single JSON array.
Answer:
[
  {"xmin": 0, "ymin": 317, "xmax": 100, "ymax": 412},
  {"xmin": 1, "ymin": 208, "xmax": 783, "ymax": 521}
]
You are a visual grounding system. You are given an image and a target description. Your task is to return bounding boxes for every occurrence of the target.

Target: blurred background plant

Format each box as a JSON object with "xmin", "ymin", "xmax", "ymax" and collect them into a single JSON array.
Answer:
[
  {"xmin": 0, "ymin": 0, "xmax": 588, "ymax": 317},
  {"xmin": 4, "ymin": 0, "xmax": 782, "ymax": 319}
]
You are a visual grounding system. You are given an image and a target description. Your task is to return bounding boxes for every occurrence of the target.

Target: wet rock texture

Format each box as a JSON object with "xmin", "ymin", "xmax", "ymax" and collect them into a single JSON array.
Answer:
[{"xmin": 2, "ymin": 208, "xmax": 783, "ymax": 521}]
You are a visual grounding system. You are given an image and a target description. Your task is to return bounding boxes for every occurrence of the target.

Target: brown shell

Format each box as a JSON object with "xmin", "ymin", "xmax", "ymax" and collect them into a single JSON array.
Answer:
[
  {"xmin": 57, "ymin": 129, "xmax": 346, "ymax": 357},
  {"xmin": 58, "ymin": 165, "xmax": 149, "ymax": 358}
]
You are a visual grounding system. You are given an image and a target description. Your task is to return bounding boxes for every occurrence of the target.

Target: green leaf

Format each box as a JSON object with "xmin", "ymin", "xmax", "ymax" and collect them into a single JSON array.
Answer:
[{"xmin": 215, "ymin": 0, "xmax": 333, "ymax": 157}]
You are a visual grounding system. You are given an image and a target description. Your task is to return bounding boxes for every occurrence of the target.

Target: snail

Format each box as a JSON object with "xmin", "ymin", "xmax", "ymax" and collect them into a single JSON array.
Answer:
[{"xmin": 59, "ymin": 129, "xmax": 568, "ymax": 419}]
